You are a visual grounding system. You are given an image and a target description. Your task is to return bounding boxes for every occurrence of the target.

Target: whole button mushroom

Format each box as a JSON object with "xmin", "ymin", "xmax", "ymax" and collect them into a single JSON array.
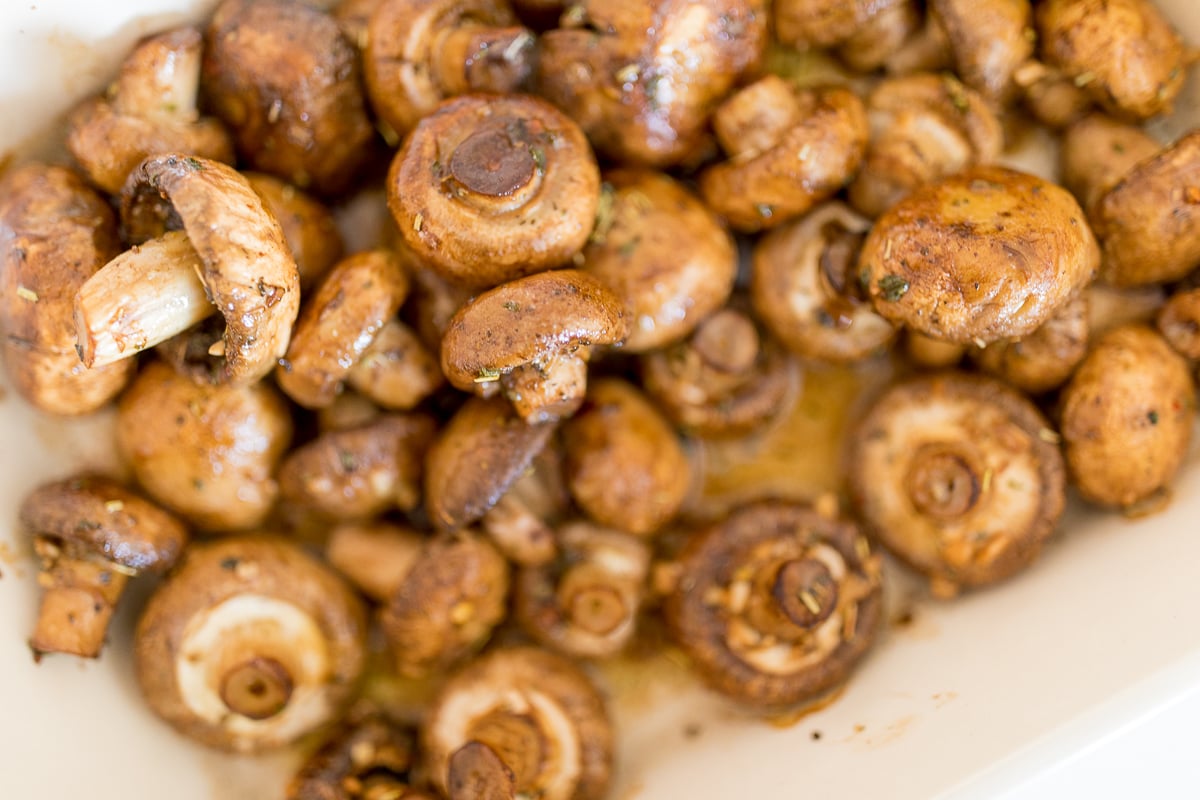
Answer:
[
  {"xmin": 66, "ymin": 27, "xmax": 235, "ymax": 195},
  {"xmin": 440, "ymin": 270, "xmax": 629, "ymax": 423},
  {"xmin": 117, "ymin": 360, "xmax": 294, "ymax": 532},
  {"xmin": 577, "ymin": 170, "xmax": 737, "ymax": 353},
  {"xmin": 364, "ymin": 0, "xmax": 536, "ymax": 137},
  {"xmin": 561, "ymin": 378, "xmax": 691, "ymax": 537},
  {"xmin": 929, "ymin": 0, "xmax": 1034, "ymax": 106},
  {"xmin": 74, "ymin": 154, "xmax": 301, "ymax": 386},
  {"xmin": 203, "ymin": 0, "xmax": 375, "ymax": 195},
  {"xmin": 388, "ymin": 94, "xmax": 600, "ymax": 288},
  {"xmin": 752, "ymin": 202, "xmax": 896, "ymax": 363},
  {"xmin": 698, "ymin": 76, "xmax": 869, "ymax": 233},
  {"xmin": 20, "ymin": 476, "xmax": 187, "ymax": 659},
  {"xmin": 135, "ymin": 536, "xmax": 367, "ymax": 753},
  {"xmin": 664, "ymin": 502, "xmax": 883, "ymax": 710},
  {"xmin": 0, "ymin": 164, "xmax": 134, "ymax": 415},
  {"xmin": 849, "ymin": 372, "xmax": 1067, "ymax": 597},
  {"xmin": 537, "ymin": 0, "xmax": 768, "ymax": 167},
  {"xmin": 1060, "ymin": 325, "xmax": 1196, "ymax": 509},
  {"xmin": 774, "ymin": 0, "xmax": 920, "ymax": 74},
  {"xmin": 858, "ymin": 166, "xmax": 1099, "ymax": 345},
  {"xmin": 422, "ymin": 646, "xmax": 614, "ymax": 800},
  {"xmin": 970, "ymin": 293, "xmax": 1089, "ymax": 394},
  {"xmin": 244, "ymin": 173, "xmax": 344, "ymax": 292}
]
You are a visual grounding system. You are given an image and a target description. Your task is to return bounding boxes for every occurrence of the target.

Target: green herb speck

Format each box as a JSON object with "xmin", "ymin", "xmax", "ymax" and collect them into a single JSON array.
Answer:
[{"xmin": 877, "ymin": 275, "xmax": 910, "ymax": 302}]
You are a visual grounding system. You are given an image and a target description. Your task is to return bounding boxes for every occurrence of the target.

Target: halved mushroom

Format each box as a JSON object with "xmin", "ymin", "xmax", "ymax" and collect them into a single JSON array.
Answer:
[
  {"xmin": 75, "ymin": 154, "xmax": 301, "ymax": 386},
  {"xmin": 578, "ymin": 170, "xmax": 737, "ymax": 353},
  {"xmin": 365, "ymin": 0, "xmax": 536, "ymax": 137},
  {"xmin": 440, "ymin": 270, "xmax": 628, "ymax": 423},
  {"xmin": 752, "ymin": 202, "xmax": 896, "ymax": 362},
  {"xmin": 664, "ymin": 502, "xmax": 883, "ymax": 709},
  {"xmin": 970, "ymin": 292, "xmax": 1089, "ymax": 394},
  {"xmin": 422, "ymin": 646, "xmax": 613, "ymax": 800},
  {"xmin": 1158, "ymin": 287, "xmax": 1200, "ymax": 360},
  {"xmin": 244, "ymin": 172, "xmax": 344, "ymax": 292},
  {"xmin": 774, "ymin": 0, "xmax": 920, "ymax": 74},
  {"xmin": 514, "ymin": 521, "xmax": 650, "ymax": 659},
  {"xmin": 389, "ymin": 94, "xmax": 599, "ymax": 288},
  {"xmin": 1060, "ymin": 324, "xmax": 1195, "ymax": 509},
  {"xmin": 929, "ymin": 0, "xmax": 1034, "ymax": 106},
  {"xmin": 345, "ymin": 318, "xmax": 445, "ymax": 411},
  {"xmin": 698, "ymin": 77, "xmax": 868, "ymax": 232},
  {"xmin": 562, "ymin": 378, "xmax": 692, "ymax": 537},
  {"xmin": 66, "ymin": 27, "xmax": 235, "ymax": 195},
  {"xmin": 849, "ymin": 372, "xmax": 1066, "ymax": 596},
  {"xmin": 135, "ymin": 536, "xmax": 367, "ymax": 752},
  {"xmin": 21, "ymin": 476, "xmax": 187, "ymax": 659},
  {"xmin": 0, "ymin": 163, "xmax": 134, "ymax": 415},
  {"xmin": 537, "ymin": 0, "xmax": 768, "ymax": 167},
  {"xmin": 203, "ymin": 0, "xmax": 375, "ymax": 195},
  {"xmin": 1060, "ymin": 114, "xmax": 1162, "ymax": 215},
  {"xmin": 859, "ymin": 165, "xmax": 1099, "ymax": 345}
]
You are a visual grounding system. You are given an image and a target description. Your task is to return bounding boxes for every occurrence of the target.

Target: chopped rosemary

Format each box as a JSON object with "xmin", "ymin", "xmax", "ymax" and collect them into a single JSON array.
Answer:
[{"xmin": 877, "ymin": 274, "xmax": 910, "ymax": 302}]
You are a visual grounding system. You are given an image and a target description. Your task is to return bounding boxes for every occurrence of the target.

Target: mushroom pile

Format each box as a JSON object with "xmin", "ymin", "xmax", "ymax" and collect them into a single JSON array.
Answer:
[{"xmin": 2, "ymin": 0, "xmax": 1199, "ymax": 796}]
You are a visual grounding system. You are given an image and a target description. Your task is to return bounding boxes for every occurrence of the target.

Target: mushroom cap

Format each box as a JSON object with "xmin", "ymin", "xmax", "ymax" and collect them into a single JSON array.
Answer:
[
  {"xmin": 930, "ymin": 0, "xmax": 1033, "ymax": 104},
  {"xmin": 425, "ymin": 396, "xmax": 558, "ymax": 532},
  {"xmin": 121, "ymin": 154, "xmax": 301, "ymax": 385},
  {"xmin": 135, "ymin": 535, "xmax": 367, "ymax": 753},
  {"xmin": 859, "ymin": 165, "xmax": 1099, "ymax": 344},
  {"xmin": 440, "ymin": 270, "xmax": 628, "ymax": 392},
  {"xmin": 243, "ymin": 172, "xmax": 344, "ymax": 292},
  {"xmin": 1060, "ymin": 114, "xmax": 1161, "ymax": 216},
  {"xmin": 388, "ymin": 94, "xmax": 600, "ymax": 287},
  {"xmin": 970, "ymin": 292, "xmax": 1090, "ymax": 395},
  {"xmin": 19, "ymin": 476, "xmax": 188, "ymax": 573},
  {"xmin": 1158, "ymin": 287, "xmax": 1200, "ymax": 360},
  {"xmin": 0, "ymin": 163, "xmax": 134, "ymax": 415}
]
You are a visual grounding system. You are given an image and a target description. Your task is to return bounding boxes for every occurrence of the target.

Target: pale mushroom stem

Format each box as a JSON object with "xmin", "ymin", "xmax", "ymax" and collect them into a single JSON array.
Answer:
[
  {"xmin": 501, "ymin": 352, "xmax": 589, "ymax": 423},
  {"xmin": 435, "ymin": 24, "xmax": 536, "ymax": 96},
  {"xmin": 220, "ymin": 656, "xmax": 295, "ymax": 720},
  {"xmin": 74, "ymin": 230, "xmax": 215, "ymax": 368},
  {"xmin": 745, "ymin": 557, "xmax": 838, "ymax": 635},
  {"xmin": 468, "ymin": 712, "xmax": 545, "ymax": 792},
  {"xmin": 562, "ymin": 579, "xmax": 628, "ymax": 637},
  {"xmin": 31, "ymin": 540, "xmax": 130, "ymax": 659},
  {"xmin": 448, "ymin": 740, "xmax": 517, "ymax": 800},
  {"xmin": 481, "ymin": 493, "xmax": 558, "ymax": 567}
]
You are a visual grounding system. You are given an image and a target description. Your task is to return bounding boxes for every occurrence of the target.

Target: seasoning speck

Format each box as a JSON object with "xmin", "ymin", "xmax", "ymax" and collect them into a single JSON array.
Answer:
[
  {"xmin": 16, "ymin": 286, "xmax": 38, "ymax": 302},
  {"xmin": 877, "ymin": 275, "xmax": 910, "ymax": 302}
]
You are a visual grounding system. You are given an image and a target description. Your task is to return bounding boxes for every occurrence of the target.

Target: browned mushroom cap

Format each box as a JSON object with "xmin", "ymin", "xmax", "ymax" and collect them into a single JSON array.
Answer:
[
  {"xmin": 326, "ymin": 522, "xmax": 425, "ymax": 603},
  {"xmin": 1037, "ymin": 0, "xmax": 1187, "ymax": 120},
  {"xmin": 277, "ymin": 251, "xmax": 410, "ymax": 409},
  {"xmin": 388, "ymin": 94, "xmax": 600, "ymax": 288},
  {"xmin": 1012, "ymin": 59, "xmax": 1094, "ymax": 129},
  {"xmin": 1060, "ymin": 325, "xmax": 1195, "ymax": 509},
  {"xmin": 287, "ymin": 707, "xmax": 429, "ymax": 800},
  {"xmin": 441, "ymin": 270, "xmax": 628, "ymax": 422},
  {"xmin": 515, "ymin": 521, "xmax": 650, "ymax": 659},
  {"xmin": 970, "ymin": 292, "xmax": 1089, "ymax": 394},
  {"xmin": 66, "ymin": 27, "xmax": 235, "ymax": 195},
  {"xmin": 849, "ymin": 372, "xmax": 1066, "ymax": 596},
  {"xmin": 407, "ymin": 260, "xmax": 476, "ymax": 352},
  {"xmin": 848, "ymin": 73, "xmax": 1004, "ymax": 219},
  {"xmin": 578, "ymin": 170, "xmax": 737, "ymax": 353},
  {"xmin": 75, "ymin": 154, "xmax": 301, "ymax": 386},
  {"xmin": 774, "ymin": 0, "xmax": 919, "ymax": 73},
  {"xmin": 203, "ymin": 0, "xmax": 374, "ymax": 195},
  {"xmin": 641, "ymin": 307, "xmax": 797, "ymax": 437},
  {"xmin": 425, "ymin": 396, "xmax": 558, "ymax": 532},
  {"xmin": 561, "ymin": 378, "xmax": 691, "ymax": 536},
  {"xmin": 117, "ymin": 360, "xmax": 293, "ymax": 532},
  {"xmin": 699, "ymin": 77, "xmax": 868, "ymax": 233},
  {"xmin": 664, "ymin": 502, "xmax": 882, "ymax": 709},
  {"xmin": 278, "ymin": 412, "xmax": 436, "ymax": 520},
  {"xmin": 859, "ymin": 166, "xmax": 1099, "ymax": 345},
  {"xmin": 345, "ymin": 318, "xmax": 445, "ymax": 411},
  {"xmin": 929, "ymin": 0, "xmax": 1034, "ymax": 105},
  {"xmin": 0, "ymin": 164, "xmax": 134, "ymax": 414},
  {"xmin": 1158, "ymin": 287, "xmax": 1200, "ymax": 360},
  {"xmin": 379, "ymin": 530, "xmax": 510, "ymax": 678},
  {"xmin": 752, "ymin": 202, "xmax": 896, "ymax": 362},
  {"xmin": 135, "ymin": 536, "xmax": 367, "ymax": 753},
  {"xmin": 883, "ymin": 12, "xmax": 952, "ymax": 75},
  {"xmin": 365, "ymin": 0, "xmax": 536, "ymax": 136},
  {"xmin": 243, "ymin": 173, "xmax": 344, "ymax": 292},
  {"xmin": 20, "ymin": 476, "xmax": 188, "ymax": 658},
  {"xmin": 836, "ymin": 0, "xmax": 921, "ymax": 72},
  {"xmin": 422, "ymin": 646, "xmax": 613, "ymax": 800},
  {"xmin": 1060, "ymin": 114, "xmax": 1161, "ymax": 215}
]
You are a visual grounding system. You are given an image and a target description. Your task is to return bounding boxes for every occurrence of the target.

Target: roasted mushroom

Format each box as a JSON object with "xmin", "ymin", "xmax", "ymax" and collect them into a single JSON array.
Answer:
[
  {"xmin": 1060, "ymin": 325, "xmax": 1195, "ymax": 509},
  {"xmin": 578, "ymin": 170, "xmax": 737, "ymax": 353},
  {"xmin": 21, "ymin": 476, "xmax": 187, "ymax": 659},
  {"xmin": 751, "ymin": 202, "xmax": 896, "ymax": 362},
  {"xmin": 135, "ymin": 536, "xmax": 367, "ymax": 752},
  {"xmin": 117, "ymin": 360, "xmax": 293, "ymax": 532},
  {"xmin": 773, "ymin": 0, "xmax": 920, "ymax": 73},
  {"xmin": 929, "ymin": 0, "xmax": 1034, "ymax": 105},
  {"xmin": 75, "ymin": 154, "xmax": 301, "ymax": 386},
  {"xmin": 849, "ymin": 372, "xmax": 1066, "ymax": 596},
  {"xmin": 859, "ymin": 166, "xmax": 1099, "ymax": 345},
  {"xmin": 1158, "ymin": 287, "xmax": 1200, "ymax": 360},
  {"xmin": 537, "ymin": 0, "xmax": 768, "ymax": 167},
  {"xmin": 422, "ymin": 646, "xmax": 613, "ymax": 800},
  {"xmin": 326, "ymin": 522, "xmax": 425, "ymax": 604},
  {"xmin": 699, "ymin": 77, "xmax": 868, "ymax": 232},
  {"xmin": 1012, "ymin": 60, "xmax": 1094, "ymax": 129},
  {"xmin": 364, "ymin": 0, "xmax": 536, "ymax": 136},
  {"xmin": 903, "ymin": 330, "xmax": 965, "ymax": 369},
  {"xmin": 1060, "ymin": 113, "xmax": 1161, "ymax": 214},
  {"xmin": 970, "ymin": 293, "xmax": 1089, "ymax": 394},
  {"xmin": 203, "ymin": 0, "xmax": 375, "ymax": 195},
  {"xmin": 345, "ymin": 318, "xmax": 445, "ymax": 411},
  {"xmin": 66, "ymin": 27, "xmax": 234, "ymax": 196},
  {"xmin": 0, "ymin": 163, "xmax": 134, "ymax": 415},
  {"xmin": 664, "ymin": 502, "xmax": 883, "ymax": 709},
  {"xmin": 389, "ymin": 94, "xmax": 600, "ymax": 287},
  {"xmin": 440, "ymin": 270, "xmax": 628, "ymax": 423},
  {"xmin": 244, "ymin": 172, "xmax": 344, "ymax": 292}
]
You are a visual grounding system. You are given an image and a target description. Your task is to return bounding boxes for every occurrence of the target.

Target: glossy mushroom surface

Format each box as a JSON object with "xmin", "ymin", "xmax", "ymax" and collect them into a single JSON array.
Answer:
[{"xmin": 970, "ymin": 293, "xmax": 1089, "ymax": 394}]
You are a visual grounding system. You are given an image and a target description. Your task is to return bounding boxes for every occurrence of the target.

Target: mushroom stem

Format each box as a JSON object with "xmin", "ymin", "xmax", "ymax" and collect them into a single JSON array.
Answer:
[
  {"xmin": 501, "ymin": 352, "xmax": 589, "ymax": 423},
  {"xmin": 711, "ymin": 75, "xmax": 801, "ymax": 161},
  {"xmin": 559, "ymin": 569, "xmax": 628, "ymax": 637},
  {"xmin": 905, "ymin": 445, "xmax": 981, "ymax": 520},
  {"xmin": 447, "ymin": 122, "xmax": 544, "ymax": 207},
  {"xmin": 448, "ymin": 741, "xmax": 516, "ymax": 800},
  {"xmin": 744, "ymin": 557, "xmax": 838, "ymax": 638},
  {"xmin": 691, "ymin": 309, "xmax": 760, "ymax": 374},
  {"xmin": 481, "ymin": 493, "xmax": 558, "ymax": 567},
  {"xmin": 74, "ymin": 230, "xmax": 214, "ymax": 368},
  {"xmin": 435, "ymin": 24, "xmax": 536, "ymax": 96},
  {"xmin": 468, "ymin": 712, "xmax": 545, "ymax": 792},
  {"xmin": 220, "ymin": 656, "xmax": 296, "ymax": 721},
  {"xmin": 31, "ymin": 540, "xmax": 130, "ymax": 658}
]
